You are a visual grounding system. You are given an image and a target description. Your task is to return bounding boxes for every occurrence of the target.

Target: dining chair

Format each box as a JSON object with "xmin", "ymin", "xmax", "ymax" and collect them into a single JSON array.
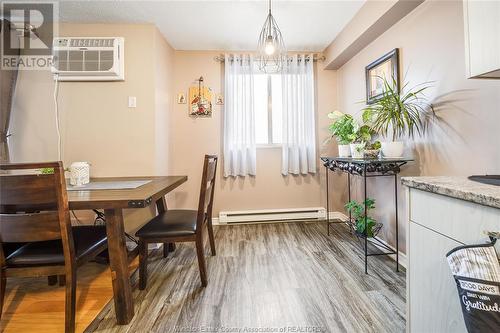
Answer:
[
  {"xmin": 135, "ymin": 155, "xmax": 217, "ymax": 289},
  {"xmin": 0, "ymin": 162, "xmax": 108, "ymax": 333}
]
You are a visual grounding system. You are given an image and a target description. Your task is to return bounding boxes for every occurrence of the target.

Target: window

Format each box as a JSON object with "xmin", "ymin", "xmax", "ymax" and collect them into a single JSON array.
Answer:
[{"xmin": 254, "ymin": 74, "xmax": 283, "ymax": 145}]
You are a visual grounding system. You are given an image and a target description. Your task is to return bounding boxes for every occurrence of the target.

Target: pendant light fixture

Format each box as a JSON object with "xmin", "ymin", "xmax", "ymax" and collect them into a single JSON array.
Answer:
[{"xmin": 257, "ymin": 0, "xmax": 286, "ymax": 73}]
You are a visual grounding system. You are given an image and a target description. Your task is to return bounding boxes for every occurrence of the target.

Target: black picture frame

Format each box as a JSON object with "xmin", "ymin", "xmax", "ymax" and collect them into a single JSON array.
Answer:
[{"xmin": 365, "ymin": 48, "xmax": 400, "ymax": 104}]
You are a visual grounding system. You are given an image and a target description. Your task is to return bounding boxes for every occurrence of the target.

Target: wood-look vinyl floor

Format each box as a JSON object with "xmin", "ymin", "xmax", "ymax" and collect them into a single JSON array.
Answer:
[{"xmin": 89, "ymin": 222, "xmax": 406, "ymax": 333}]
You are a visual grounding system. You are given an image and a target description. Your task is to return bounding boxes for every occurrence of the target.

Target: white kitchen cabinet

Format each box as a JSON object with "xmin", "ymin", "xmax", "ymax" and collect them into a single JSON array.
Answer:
[
  {"xmin": 408, "ymin": 222, "xmax": 466, "ymax": 333},
  {"xmin": 463, "ymin": 0, "xmax": 500, "ymax": 78},
  {"xmin": 406, "ymin": 187, "xmax": 500, "ymax": 333}
]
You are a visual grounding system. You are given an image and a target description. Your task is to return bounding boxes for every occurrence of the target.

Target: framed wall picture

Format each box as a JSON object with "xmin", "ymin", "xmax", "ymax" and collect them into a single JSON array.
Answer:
[
  {"xmin": 189, "ymin": 76, "xmax": 212, "ymax": 117},
  {"xmin": 365, "ymin": 48, "xmax": 399, "ymax": 104}
]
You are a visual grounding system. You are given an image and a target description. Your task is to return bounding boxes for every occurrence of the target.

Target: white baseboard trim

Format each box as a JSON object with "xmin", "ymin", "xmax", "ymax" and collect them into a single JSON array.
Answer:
[
  {"xmin": 211, "ymin": 216, "xmax": 323, "ymax": 226},
  {"xmin": 328, "ymin": 211, "xmax": 350, "ymax": 222},
  {"xmin": 328, "ymin": 211, "xmax": 407, "ymax": 269}
]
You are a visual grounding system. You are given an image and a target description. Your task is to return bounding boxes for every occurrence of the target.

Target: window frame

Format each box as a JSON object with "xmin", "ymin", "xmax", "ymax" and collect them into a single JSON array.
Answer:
[{"xmin": 256, "ymin": 74, "xmax": 282, "ymax": 148}]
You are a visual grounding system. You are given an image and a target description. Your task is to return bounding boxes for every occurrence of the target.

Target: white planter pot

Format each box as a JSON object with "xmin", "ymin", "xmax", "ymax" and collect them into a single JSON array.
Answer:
[
  {"xmin": 350, "ymin": 143, "xmax": 365, "ymax": 158},
  {"xmin": 381, "ymin": 141, "xmax": 404, "ymax": 158},
  {"xmin": 338, "ymin": 144, "xmax": 351, "ymax": 157}
]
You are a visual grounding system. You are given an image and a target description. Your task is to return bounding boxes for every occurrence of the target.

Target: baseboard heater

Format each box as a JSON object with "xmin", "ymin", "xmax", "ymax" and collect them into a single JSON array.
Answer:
[{"xmin": 218, "ymin": 207, "xmax": 326, "ymax": 224}]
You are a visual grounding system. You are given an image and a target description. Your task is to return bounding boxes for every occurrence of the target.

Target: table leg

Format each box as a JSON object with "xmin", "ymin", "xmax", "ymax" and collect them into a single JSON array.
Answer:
[
  {"xmin": 348, "ymin": 173, "xmax": 352, "ymax": 234},
  {"xmin": 395, "ymin": 174, "xmax": 399, "ymax": 272},
  {"xmin": 156, "ymin": 196, "xmax": 167, "ymax": 212},
  {"xmin": 326, "ymin": 166, "xmax": 330, "ymax": 235},
  {"xmin": 364, "ymin": 165, "xmax": 368, "ymax": 274},
  {"xmin": 104, "ymin": 208, "xmax": 134, "ymax": 325},
  {"xmin": 155, "ymin": 197, "xmax": 175, "ymax": 254}
]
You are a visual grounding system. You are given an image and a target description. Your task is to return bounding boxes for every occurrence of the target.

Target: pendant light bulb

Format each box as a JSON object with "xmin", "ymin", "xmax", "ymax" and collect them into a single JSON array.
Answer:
[{"xmin": 264, "ymin": 36, "xmax": 275, "ymax": 55}]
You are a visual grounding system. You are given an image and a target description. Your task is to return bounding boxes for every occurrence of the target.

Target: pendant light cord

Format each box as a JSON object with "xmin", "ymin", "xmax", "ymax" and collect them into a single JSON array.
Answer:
[{"xmin": 268, "ymin": 0, "xmax": 273, "ymax": 32}]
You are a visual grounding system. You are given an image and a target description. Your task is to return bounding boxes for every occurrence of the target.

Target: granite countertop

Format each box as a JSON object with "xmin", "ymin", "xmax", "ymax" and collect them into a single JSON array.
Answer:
[{"xmin": 401, "ymin": 176, "xmax": 500, "ymax": 209}]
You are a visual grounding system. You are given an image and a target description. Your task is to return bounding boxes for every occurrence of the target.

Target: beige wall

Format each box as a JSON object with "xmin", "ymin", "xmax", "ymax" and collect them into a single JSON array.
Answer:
[
  {"xmin": 13, "ymin": 2, "xmax": 496, "ymax": 253},
  {"xmin": 325, "ymin": 0, "xmax": 424, "ymax": 70},
  {"xmin": 154, "ymin": 27, "xmax": 175, "ymax": 176},
  {"xmin": 333, "ymin": 0, "xmax": 500, "ymax": 252},
  {"xmin": 168, "ymin": 51, "xmax": 338, "ymax": 215},
  {"xmin": 10, "ymin": 23, "xmax": 172, "ymax": 176},
  {"xmin": 9, "ymin": 23, "xmax": 338, "ymax": 230},
  {"xmin": 324, "ymin": 0, "xmax": 396, "ymax": 69}
]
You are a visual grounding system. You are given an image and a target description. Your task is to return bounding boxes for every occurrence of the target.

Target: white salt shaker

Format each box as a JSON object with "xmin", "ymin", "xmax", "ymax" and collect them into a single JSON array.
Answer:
[{"xmin": 69, "ymin": 162, "xmax": 90, "ymax": 186}]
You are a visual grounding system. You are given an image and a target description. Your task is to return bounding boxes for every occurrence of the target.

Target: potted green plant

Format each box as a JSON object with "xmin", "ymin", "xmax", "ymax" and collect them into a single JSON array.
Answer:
[
  {"xmin": 345, "ymin": 198, "xmax": 381, "ymax": 238},
  {"xmin": 327, "ymin": 111, "xmax": 356, "ymax": 157},
  {"xmin": 362, "ymin": 76, "xmax": 433, "ymax": 158},
  {"xmin": 364, "ymin": 140, "xmax": 381, "ymax": 159},
  {"xmin": 350, "ymin": 124, "xmax": 372, "ymax": 158}
]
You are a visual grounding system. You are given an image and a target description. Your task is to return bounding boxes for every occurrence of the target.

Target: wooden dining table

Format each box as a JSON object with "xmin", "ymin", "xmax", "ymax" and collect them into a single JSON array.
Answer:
[{"xmin": 67, "ymin": 175, "xmax": 187, "ymax": 325}]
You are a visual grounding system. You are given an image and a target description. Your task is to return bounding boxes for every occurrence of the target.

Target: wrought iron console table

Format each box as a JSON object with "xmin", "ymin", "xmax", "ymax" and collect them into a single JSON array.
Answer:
[{"xmin": 321, "ymin": 156, "xmax": 413, "ymax": 274}]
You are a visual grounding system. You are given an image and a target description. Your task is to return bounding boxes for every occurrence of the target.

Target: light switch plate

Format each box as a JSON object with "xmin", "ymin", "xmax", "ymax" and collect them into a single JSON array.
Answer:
[{"xmin": 128, "ymin": 96, "xmax": 137, "ymax": 108}]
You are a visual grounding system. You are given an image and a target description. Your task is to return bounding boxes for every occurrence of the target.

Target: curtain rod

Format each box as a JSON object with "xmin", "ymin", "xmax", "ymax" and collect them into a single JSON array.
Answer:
[{"xmin": 214, "ymin": 54, "xmax": 326, "ymax": 63}]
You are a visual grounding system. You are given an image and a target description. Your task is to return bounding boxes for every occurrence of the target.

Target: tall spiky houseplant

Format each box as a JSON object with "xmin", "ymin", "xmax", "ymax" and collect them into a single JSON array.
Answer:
[{"xmin": 362, "ymin": 76, "xmax": 434, "ymax": 157}]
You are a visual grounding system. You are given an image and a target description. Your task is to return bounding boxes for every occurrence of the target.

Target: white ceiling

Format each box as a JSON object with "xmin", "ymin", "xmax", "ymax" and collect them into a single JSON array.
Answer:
[{"xmin": 57, "ymin": 0, "xmax": 365, "ymax": 51}]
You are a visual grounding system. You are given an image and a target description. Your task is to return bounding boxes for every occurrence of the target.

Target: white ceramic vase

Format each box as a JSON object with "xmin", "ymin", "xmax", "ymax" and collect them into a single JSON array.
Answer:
[
  {"xmin": 338, "ymin": 144, "xmax": 351, "ymax": 158},
  {"xmin": 381, "ymin": 141, "xmax": 404, "ymax": 158},
  {"xmin": 350, "ymin": 143, "xmax": 365, "ymax": 158}
]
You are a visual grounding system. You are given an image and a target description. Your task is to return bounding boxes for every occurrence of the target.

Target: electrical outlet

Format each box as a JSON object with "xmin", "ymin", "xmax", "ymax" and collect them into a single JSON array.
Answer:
[{"xmin": 128, "ymin": 96, "xmax": 137, "ymax": 108}]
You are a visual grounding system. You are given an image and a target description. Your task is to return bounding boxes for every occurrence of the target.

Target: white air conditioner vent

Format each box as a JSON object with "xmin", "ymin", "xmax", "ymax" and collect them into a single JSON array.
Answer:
[
  {"xmin": 69, "ymin": 38, "xmax": 115, "ymax": 47},
  {"xmin": 51, "ymin": 37, "xmax": 124, "ymax": 81}
]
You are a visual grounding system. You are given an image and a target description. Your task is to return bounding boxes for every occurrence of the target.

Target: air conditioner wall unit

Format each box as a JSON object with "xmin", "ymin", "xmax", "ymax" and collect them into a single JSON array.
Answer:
[{"xmin": 51, "ymin": 37, "xmax": 124, "ymax": 81}]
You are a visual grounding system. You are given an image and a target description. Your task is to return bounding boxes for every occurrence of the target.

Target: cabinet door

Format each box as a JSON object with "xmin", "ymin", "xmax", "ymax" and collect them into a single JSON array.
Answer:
[
  {"xmin": 408, "ymin": 222, "xmax": 467, "ymax": 333},
  {"xmin": 409, "ymin": 189, "xmax": 500, "ymax": 245},
  {"xmin": 464, "ymin": 0, "xmax": 500, "ymax": 78}
]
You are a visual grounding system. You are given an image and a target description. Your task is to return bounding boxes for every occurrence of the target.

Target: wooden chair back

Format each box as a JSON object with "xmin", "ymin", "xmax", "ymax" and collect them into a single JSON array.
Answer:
[
  {"xmin": 196, "ymin": 155, "xmax": 218, "ymax": 230},
  {"xmin": 0, "ymin": 162, "xmax": 74, "ymax": 266}
]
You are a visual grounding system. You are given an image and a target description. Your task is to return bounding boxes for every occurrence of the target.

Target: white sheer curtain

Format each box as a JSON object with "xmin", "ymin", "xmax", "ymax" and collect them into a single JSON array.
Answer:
[
  {"xmin": 281, "ymin": 54, "xmax": 316, "ymax": 175},
  {"xmin": 223, "ymin": 54, "xmax": 256, "ymax": 177}
]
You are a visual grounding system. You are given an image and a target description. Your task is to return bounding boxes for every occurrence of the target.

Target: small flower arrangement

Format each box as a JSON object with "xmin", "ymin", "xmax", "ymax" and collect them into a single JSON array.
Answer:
[{"xmin": 363, "ymin": 140, "xmax": 382, "ymax": 159}]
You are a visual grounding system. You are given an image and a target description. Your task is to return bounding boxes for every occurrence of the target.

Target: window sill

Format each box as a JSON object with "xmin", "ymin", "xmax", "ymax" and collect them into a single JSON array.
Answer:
[{"xmin": 256, "ymin": 144, "xmax": 282, "ymax": 149}]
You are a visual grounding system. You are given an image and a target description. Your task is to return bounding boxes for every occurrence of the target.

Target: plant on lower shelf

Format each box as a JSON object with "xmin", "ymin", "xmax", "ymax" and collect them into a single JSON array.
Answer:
[{"xmin": 345, "ymin": 198, "xmax": 379, "ymax": 237}]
